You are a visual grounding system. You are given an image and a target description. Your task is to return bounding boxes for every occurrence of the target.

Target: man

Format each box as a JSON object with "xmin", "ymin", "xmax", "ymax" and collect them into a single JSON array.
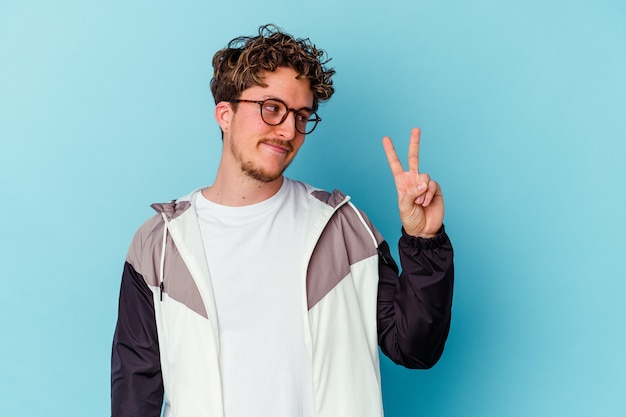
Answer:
[{"xmin": 112, "ymin": 24, "xmax": 453, "ymax": 417}]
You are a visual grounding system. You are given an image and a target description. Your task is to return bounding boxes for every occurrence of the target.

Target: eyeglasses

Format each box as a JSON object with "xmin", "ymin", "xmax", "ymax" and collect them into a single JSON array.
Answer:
[{"xmin": 228, "ymin": 98, "xmax": 322, "ymax": 135}]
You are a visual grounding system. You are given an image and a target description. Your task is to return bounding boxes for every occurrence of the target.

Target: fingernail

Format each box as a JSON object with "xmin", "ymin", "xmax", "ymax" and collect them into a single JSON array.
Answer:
[{"xmin": 417, "ymin": 183, "xmax": 427, "ymax": 191}]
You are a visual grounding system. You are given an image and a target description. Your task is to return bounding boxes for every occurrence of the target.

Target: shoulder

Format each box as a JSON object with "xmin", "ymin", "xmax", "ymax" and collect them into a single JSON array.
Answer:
[
  {"xmin": 286, "ymin": 177, "xmax": 384, "ymax": 245},
  {"xmin": 125, "ymin": 189, "xmax": 200, "ymax": 265},
  {"xmin": 285, "ymin": 177, "xmax": 350, "ymax": 209}
]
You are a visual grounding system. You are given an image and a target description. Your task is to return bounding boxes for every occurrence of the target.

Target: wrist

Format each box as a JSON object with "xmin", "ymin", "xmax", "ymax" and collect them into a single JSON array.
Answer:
[{"xmin": 401, "ymin": 225, "xmax": 444, "ymax": 240}]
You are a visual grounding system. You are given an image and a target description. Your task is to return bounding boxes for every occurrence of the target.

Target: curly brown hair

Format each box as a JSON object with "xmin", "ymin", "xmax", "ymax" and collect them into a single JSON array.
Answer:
[{"xmin": 210, "ymin": 24, "xmax": 335, "ymax": 111}]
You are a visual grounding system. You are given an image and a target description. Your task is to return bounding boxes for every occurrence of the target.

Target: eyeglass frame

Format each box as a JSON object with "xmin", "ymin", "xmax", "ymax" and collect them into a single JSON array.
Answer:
[{"xmin": 226, "ymin": 98, "xmax": 322, "ymax": 135}]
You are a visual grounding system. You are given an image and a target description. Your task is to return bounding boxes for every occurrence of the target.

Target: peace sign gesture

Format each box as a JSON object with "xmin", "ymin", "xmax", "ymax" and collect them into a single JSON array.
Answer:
[{"xmin": 382, "ymin": 128, "xmax": 444, "ymax": 238}]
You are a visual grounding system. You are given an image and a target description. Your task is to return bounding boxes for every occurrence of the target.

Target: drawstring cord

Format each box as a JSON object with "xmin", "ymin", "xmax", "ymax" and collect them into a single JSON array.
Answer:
[
  {"xmin": 159, "ymin": 212, "xmax": 168, "ymax": 301},
  {"xmin": 347, "ymin": 202, "xmax": 378, "ymax": 248},
  {"xmin": 347, "ymin": 201, "xmax": 389, "ymax": 263}
]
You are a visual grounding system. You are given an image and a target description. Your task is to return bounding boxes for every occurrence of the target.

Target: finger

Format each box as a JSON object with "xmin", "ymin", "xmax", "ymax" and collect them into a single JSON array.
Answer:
[
  {"xmin": 422, "ymin": 180, "xmax": 440, "ymax": 206},
  {"xmin": 412, "ymin": 181, "xmax": 428, "ymax": 205},
  {"xmin": 408, "ymin": 127, "xmax": 421, "ymax": 173},
  {"xmin": 417, "ymin": 172, "xmax": 431, "ymax": 187},
  {"xmin": 382, "ymin": 136, "xmax": 405, "ymax": 177}
]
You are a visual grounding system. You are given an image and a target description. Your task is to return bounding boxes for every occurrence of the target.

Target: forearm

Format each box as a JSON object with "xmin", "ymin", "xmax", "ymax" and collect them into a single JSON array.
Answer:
[
  {"xmin": 111, "ymin": 262, "xmax": 164, "ymax": 417},
  {"xmin": 377, "ymin": 226, "xmax": 454, "ymax": 369}
]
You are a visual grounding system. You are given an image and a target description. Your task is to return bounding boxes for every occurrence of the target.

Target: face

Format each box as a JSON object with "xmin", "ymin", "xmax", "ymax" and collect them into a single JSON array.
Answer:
[{"xmin": 216, "ymin": 67, "xmax": 314, "ymax": 183}]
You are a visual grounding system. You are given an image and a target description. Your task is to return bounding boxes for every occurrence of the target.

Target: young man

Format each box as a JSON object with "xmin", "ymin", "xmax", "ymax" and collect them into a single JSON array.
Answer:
[{"xmin": 112, "ymin": 24, "xmax": 454, "ymax": 417}]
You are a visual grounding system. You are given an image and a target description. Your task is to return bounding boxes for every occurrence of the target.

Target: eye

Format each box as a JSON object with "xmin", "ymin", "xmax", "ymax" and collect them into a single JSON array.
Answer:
[
  {"xmin": 263, "ymin": 103, "xmax": 279, "ymax": 114},
  {"xmin": 296, "ymin": 109, "xmax": 314, "ymax": 122}
]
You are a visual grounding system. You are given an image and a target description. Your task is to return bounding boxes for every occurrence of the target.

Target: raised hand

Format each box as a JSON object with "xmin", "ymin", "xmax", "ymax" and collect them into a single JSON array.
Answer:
[{"xmin": 382, "ymin": 128, "xmax": 444, "ymax": 238}]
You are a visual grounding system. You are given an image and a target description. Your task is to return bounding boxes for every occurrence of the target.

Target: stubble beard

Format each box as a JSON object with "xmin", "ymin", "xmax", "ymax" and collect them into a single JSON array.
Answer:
[
  {"xmin": 231, "ymin": 138, "xmax": 293, "ymax": 183},
  {"xmin": 240, "ymin": 161, "xmax": 285, "ymax": 183}
]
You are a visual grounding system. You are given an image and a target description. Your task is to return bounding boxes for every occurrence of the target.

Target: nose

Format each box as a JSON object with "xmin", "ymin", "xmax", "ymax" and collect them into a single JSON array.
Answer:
[{"xmin": 274, "ymin": 110, "xmax": 298, "ymax": 140}]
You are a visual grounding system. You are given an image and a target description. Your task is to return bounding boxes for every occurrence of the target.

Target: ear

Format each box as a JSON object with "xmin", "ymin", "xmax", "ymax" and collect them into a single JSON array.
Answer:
[{"xmin": 215, "ymin": 101, "xmax": 233, "ymax": 133}]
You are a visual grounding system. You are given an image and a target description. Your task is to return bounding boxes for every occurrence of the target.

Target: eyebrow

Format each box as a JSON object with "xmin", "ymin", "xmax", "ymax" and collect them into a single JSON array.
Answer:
[{"xmin": 261, "ymin": 96, "xmax": 315, "ymax": 112}]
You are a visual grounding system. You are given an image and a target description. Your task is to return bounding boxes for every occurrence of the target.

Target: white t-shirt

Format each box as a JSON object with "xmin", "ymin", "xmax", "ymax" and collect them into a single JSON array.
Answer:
[{"xmin": 195, "ymin": 178, "xmax": 314, "ymax": 417}]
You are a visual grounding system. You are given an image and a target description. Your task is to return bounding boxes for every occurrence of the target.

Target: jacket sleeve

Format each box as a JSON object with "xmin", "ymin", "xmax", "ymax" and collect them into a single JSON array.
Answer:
[
  {"xmin": 377, "ymin": 226, "xmax": 454, "ymax": 369},
  {"xmin": 111, "ymin": 261, "xmax": 164, "ymax": 417}
]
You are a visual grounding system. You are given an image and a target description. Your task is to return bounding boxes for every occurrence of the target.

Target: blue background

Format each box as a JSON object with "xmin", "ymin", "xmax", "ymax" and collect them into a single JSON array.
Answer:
[{"xmin": 1, "ymin": 1, "xmax": 625, "ymax": 416}]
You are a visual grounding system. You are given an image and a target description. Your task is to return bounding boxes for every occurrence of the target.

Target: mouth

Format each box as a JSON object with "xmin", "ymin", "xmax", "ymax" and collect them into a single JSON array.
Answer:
[{"xmin": 259, "ymin": 139, "xmax": 293, "ymax": 154}]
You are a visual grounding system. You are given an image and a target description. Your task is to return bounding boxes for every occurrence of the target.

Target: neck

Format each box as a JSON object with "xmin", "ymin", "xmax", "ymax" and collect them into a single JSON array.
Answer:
[{"xmin": 202, "ymin": 169, "xmax": 284, "ymax": 207}]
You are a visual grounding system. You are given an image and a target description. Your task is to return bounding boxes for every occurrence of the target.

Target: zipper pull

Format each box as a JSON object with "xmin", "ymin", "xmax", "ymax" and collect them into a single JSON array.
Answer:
[
  {"xmin": 160, "ymin": 282, "xmax": 164, "ymax": 301},
  {"xmin": 378, "ymin": 248, "xmax": 389, "ymax": 265}
]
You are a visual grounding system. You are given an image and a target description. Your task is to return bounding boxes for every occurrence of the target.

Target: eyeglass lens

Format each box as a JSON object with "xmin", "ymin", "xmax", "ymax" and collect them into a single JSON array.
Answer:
[{"xmin": 260, "ymin": 100, "xmax": 318, "ymax": 134}]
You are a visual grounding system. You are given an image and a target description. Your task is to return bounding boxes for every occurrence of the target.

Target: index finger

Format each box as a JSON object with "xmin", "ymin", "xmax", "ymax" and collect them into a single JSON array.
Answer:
[
  {"xmin": 382, "ymin": 136, "xmax": 405, "ymax": 177},
  {"xmin": 408, "ymin": 127, "xmax": 421, "ymax": 173}
]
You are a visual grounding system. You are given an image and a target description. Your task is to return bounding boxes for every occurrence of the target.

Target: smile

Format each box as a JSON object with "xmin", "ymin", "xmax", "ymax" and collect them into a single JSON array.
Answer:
[{"xmin": 260, "ymin": 140, "xmax": 292, "ymax": 154}]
